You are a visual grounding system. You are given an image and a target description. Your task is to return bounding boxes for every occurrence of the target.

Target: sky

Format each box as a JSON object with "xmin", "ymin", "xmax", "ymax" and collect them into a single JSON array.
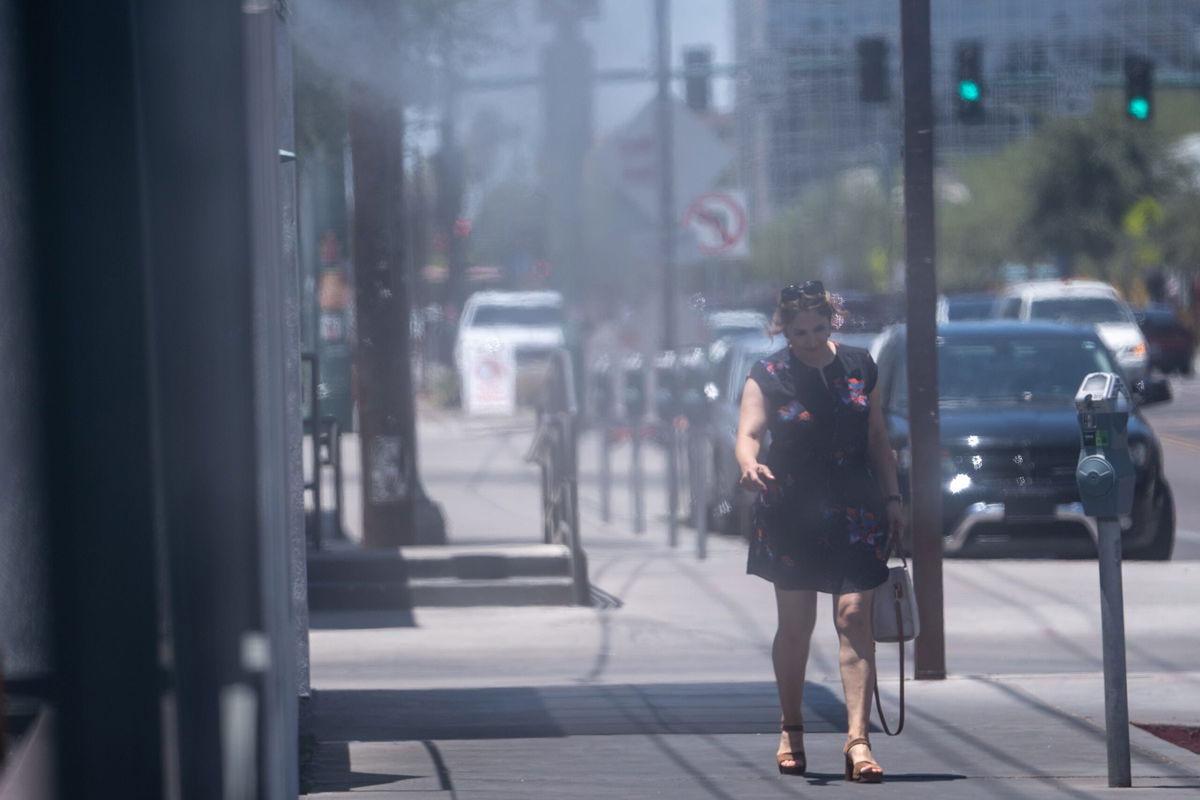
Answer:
[{"xmin": 440, "ymin": 0, "xmax": 733, "ymax": 187}]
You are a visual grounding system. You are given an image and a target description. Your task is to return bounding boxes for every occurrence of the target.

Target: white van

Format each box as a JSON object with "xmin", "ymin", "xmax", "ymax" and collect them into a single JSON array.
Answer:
[
  {"xmin": 993, "ymin": 280, "xmax": 1148, "ymax": 382},
  {"xmin": 454, "ymin": 291, "xmax": 566, "ymax": 402}
]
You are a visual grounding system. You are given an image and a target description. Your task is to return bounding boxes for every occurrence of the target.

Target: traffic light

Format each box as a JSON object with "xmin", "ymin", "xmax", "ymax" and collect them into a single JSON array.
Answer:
[
  {"xmin": 1124, "ymin": 55, "xmax": 1154, "ymax": 121},
  {"xmin": 857, "ymin": 37, "xmax": 890, "ymax": 103},
  {"xmin": 954, "ymin": 41, "xmax": 984, "ymax": 124},
  {"xmin": 683, "ymin": 46, "xmax": 713, "ymax": 113}
]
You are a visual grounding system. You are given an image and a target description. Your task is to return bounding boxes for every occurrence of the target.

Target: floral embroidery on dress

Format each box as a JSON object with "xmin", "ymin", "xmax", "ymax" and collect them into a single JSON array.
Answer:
[
  {"xmin": 833, "ymin": 375, "xmax": 869, "ymax": 408},
  {"xmin": 760, "ymin": 358, "xmax": 785, "ymax": 377},
  {"xmin": 778, "ymin": 401, "xmax": 812, "ymax": 422},
  {"xmin": 845, "ymin": 507, "xmax": 884, "ymax": 547}
]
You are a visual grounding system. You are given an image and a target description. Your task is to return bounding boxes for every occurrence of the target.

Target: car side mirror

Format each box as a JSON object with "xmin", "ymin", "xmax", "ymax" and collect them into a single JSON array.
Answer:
[{"xmin": 1132, "ymin": 376, "xmax": 1171, "ymax": 407}]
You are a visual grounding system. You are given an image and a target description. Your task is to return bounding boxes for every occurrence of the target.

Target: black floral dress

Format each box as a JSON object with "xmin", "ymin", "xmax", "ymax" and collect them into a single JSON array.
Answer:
[{"xmin": 746, "ymin": 344, "xmax": 890, "ymax": 594}]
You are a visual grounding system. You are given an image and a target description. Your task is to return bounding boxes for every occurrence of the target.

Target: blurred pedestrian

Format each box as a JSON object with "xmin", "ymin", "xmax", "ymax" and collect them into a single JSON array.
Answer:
[{"xmin": 734, "ymin": 280, "xmax": 905, "ymax": 782}]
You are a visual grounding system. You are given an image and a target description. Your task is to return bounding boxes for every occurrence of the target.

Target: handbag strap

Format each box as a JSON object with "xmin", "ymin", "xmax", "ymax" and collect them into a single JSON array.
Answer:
[{"xmin": 872, "ymin": 584, "xmax": 906, "ymax": 736}]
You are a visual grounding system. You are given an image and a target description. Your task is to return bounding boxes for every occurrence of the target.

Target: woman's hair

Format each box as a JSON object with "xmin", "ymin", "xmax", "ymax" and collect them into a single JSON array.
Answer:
[{"xmin": 769, "ymin": 280, "xmax": 841, "ymax": 335}]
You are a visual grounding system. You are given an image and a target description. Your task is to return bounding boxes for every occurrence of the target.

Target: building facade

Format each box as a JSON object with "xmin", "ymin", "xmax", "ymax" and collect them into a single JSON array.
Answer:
[{"xmin": 735, "ymin": 0, "xmax": 1200, "ymax": 223}]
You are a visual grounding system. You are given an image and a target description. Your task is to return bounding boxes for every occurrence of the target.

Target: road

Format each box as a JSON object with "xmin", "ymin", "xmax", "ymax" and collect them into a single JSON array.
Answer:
[{"xmin": 1140, "ymin": 370, "xmax": 1200, "ymax": 560}]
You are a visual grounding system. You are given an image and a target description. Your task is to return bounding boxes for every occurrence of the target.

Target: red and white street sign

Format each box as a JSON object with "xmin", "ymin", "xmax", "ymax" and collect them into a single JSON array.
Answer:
[{"xmin": 683, "ymin": 191, "xmax": 747, "ymax": 257}]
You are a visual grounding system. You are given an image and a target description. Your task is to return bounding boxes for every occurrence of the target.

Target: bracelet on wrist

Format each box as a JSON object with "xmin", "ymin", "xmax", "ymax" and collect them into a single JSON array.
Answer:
[{"xmin": 884, "ymin": 494, "xmax": 903, "ymax": 505}]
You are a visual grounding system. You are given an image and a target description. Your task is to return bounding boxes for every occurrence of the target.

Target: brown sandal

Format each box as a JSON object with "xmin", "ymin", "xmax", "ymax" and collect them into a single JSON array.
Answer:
[
  {"xmin": 843, "ymin": 736, "xmax": 883, "ymax": 783},
  {"xmin": 776, "ymin": 723, "xmax": 806, "ymax": 775}
]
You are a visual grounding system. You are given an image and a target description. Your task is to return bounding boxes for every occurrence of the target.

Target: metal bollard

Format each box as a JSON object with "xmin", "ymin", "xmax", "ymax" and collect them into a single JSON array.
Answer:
[
  {"xmin": 591, "ymin": 356, "xmax": 615, "ymax": 523},
  {"xmin": 654, "ymin": 350, "xmax": 681, "ymax": 547},
  {"xmin": 1074, "ymin": 373, "xmax": 1135, "ymax": 788},
  {"xmin": 623, "ymin": 354, "xmax": 648, "ymax": 534},
  {"xmin": 679, "ymin": 347, "xmax": 712, "ymax": 559}
]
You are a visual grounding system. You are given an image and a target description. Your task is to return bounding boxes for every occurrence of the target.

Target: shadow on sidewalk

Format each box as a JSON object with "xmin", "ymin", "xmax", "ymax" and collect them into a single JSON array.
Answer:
[
  {"xmin": 314, "ymin": 680, "xmax": 859, "ymax": 742},
  {"xmin": 309, "ymin": 609, "xmax": 417, "ymax": 630}
]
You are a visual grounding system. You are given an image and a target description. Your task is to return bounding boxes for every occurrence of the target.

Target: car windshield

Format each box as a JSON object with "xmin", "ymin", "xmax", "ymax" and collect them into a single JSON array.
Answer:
[
  {"xmin": 893, "ymin": 336, "xmax": 1117, "ymax": 407},
  {"xmin": 945, "ymin": 297, "xmax": 995, "ymax": 320},
  {"xmin": 1028, "ymin": 297, "xmax": 1132, "ymax": 324},
  {"xmin": 471, "ymin": 305, "xmax": 563, "ymax": 327}
]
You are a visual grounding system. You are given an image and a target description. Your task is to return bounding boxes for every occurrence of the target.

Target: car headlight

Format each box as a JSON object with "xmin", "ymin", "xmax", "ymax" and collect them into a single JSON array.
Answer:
[
  {"xmin": 1129, "ymin": 440, "xmax": 1149, "ymax": 468},
  {"xmin": 1124, "ymin": 342, "xmax": 1147, "ymax": 359}
]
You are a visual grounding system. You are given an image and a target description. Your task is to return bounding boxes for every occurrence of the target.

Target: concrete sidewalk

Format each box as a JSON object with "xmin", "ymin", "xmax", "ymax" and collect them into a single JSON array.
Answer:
[{"xmin": 303, "ymin": 408, "xmax": 1200, "ymax": 798}]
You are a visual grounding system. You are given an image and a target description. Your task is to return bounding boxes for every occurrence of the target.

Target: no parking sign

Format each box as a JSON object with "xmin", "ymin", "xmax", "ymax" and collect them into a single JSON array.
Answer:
[
  {"xmin": 683, "ymin": 191, "xmax": 748, "ymax": 257},
  {"xmin": 462, "ymin": 341, "xmax": 516, "ymax": 416}
]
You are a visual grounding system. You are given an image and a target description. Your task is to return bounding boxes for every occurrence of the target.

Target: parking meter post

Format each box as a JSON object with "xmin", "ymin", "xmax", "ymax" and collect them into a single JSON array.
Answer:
[
  {"xmin": 693, "ymin": 426, "xmax": 708, "ymax": 559},
  {"xmin": 1098, "ymin": 516, "xmax": 1132, "ymax": 787},
  {"xmin": 667, "ymin": 359, "xmax": 681, "ymax": 548},
  {"xmin": 624, "ymin": 355, "xmax": 648, "ymax": 534},
  {"xmin": 600, "ymin": 425, "xmax": 612, "ymax": 523},
  {"xmin": 593, "ymin": 358, "xmax": 614, "ymax": 523},
  {"xmin": 1074, "ymin": 372, "xmax": 1135, "ymax": 788}
]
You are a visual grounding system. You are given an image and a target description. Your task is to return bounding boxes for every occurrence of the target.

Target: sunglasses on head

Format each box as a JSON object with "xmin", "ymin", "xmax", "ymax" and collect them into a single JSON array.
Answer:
[{"xmin": 781, "ymin": 280, "xmax": 825, "ymax": 302}]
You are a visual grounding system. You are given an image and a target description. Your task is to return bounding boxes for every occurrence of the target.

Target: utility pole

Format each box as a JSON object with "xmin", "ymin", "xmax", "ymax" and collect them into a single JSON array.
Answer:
[
  {"xmin": 436, "ymin": 64, "xmax": 468, "ymax": 320},
  {"xmin": 900, "ymin": 0, "xmax": 946, "ymax": 680},
  {"xmin": 655, "ymin": 0, "xmax": 680, "ymax": 546},
  {"xmin": 540, "ymin": 3, "xmax": 594, "ymax": 293},
  {"xmin": 349, "ymin": 0, "xmax": 444, "ymax": 547}
]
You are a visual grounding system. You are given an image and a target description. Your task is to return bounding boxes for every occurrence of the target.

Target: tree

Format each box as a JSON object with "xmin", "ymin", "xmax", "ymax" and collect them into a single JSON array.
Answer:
[
  {"xmin": 1022, "ymin": 113, "xmax": 1166, "ymax": 278},
  {"xmin": 937, "ymin": 145, "xmax": 1035, "ymax": 290},
  {"xmin": 747, "ymin": 171, "xmax": 897, "ymax": 292}
]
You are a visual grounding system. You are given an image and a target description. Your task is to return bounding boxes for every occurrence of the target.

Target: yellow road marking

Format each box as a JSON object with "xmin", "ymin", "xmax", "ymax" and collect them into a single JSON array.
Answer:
[{"xmin": 1158, "ymin": 433, "xmax": 1200, "ymax": 453}]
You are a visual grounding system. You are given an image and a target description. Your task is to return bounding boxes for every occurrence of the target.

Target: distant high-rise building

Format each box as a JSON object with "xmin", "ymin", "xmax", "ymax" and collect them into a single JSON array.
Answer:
[{"xmin": 734, "ymin": 0, "xmax": 1200, "ymax": 223}]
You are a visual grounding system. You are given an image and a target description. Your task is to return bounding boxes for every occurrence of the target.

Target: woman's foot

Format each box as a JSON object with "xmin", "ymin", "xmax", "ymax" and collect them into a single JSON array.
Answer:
[
  {"xmin": 776, "ymin": 723, "xmax": 806, "ymax": 775},
  {"xmin": 843, "ymin": 737, "xmax": 883, "ymax": 783}
]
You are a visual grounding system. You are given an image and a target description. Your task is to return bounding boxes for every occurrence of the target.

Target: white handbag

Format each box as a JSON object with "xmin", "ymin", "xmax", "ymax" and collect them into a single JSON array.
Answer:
[
  {"xmin": 872, "ymin": 545, "xmax": 919, "ymax": 735},
  {"xmin": 872, "ymin": 558, "xmax": 920, "ymax": 643}
]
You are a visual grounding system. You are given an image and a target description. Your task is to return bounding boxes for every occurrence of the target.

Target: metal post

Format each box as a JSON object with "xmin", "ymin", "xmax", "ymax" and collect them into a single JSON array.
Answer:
[
  {"xmin": 654, "ymin": 0, "xmax": 680, "ymax": 548},
  {"xmin": 600, "ymin": 423, "xmax": 612, "ymax": 523},
  {"xmin": 1097, "ymin": 517, "xmax": 1132, "ymax": 787},
  {"xmin": 631, "ymin": 427, "xmax": 646, "ymax": 534},
  {"xmin": 693, "ymin": 425, "xmax": 709, "ymax": 560},
  {"xmin": 900, "ymin": 0, "xmax": 946, "ymax": 681}
]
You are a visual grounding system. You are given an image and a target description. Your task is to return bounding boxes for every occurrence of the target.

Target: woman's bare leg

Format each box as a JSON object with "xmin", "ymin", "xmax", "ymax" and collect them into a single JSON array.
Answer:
[
  {"xmin": 834, "ymin": 590, "xmax": 882, "ymax": 777},
  {"xmin": 774, "ymin": 588, "xmax": 818, "ymax": 767}
]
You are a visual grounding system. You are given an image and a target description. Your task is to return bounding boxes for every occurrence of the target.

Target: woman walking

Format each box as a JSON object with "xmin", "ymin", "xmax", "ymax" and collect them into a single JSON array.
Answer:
[{"xmin": 735, "ymin": 281, "xmax": 904, "ymax": 782}]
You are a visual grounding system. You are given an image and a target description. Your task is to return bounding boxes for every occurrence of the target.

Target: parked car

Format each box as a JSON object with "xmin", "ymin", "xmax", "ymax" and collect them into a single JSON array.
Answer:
[
  {"xmin": 992, "ymin": 280, "xmax": 1148, "ymax": 383},
  {"xmin": 703, "ymin": 309, "xmax": 771, "ymax": 343},
  {"xmin": 1134, "ymin": 303, "xmax": 1195, "ymax": 376},
  {"xmin": 873, "ymin": 321, "xmax": 1174, "ymax": 559},
  {"xmin": 936, "ymin": 292, "xmax": 996, "ymax": 322},
  {"xmin": 453, "ymin": 290, "xmax": 566, "ymax": 404},
  {"xmin": 698, "ymin": 331, "xmax": 783, "ymax": 537}
]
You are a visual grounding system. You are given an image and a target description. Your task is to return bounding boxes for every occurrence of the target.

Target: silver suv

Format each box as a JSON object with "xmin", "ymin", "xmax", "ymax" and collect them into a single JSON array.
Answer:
[{"xmin": 993, "ymin": 280, "xmax": 1148, "ymax": 382}]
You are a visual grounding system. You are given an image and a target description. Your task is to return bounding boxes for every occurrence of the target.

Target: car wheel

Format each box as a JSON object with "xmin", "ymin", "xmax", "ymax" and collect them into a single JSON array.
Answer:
[{"xmin": 1128, "ymin": 481, "xmax": 1174, "ymax": 561}]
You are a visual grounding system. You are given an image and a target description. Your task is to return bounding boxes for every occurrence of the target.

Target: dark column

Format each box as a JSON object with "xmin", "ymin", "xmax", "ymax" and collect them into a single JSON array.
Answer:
[
  {"xmin": 276, "ymin": 0, "xmax": 314, "ymax": 779},
  {"xmin": 348, "ymin": 0, "xmax": 445, "ymax": 547},
  {"xmin": 0, "ymin": 0, "xmax": 50, "ymax": 714},
  {"xmin": 20, "ymin": 0, "xmax": 165, "ymax": 795},
  {"xmin": 900, "ymin": 0, "xmax": 946, "ymax": 680}
]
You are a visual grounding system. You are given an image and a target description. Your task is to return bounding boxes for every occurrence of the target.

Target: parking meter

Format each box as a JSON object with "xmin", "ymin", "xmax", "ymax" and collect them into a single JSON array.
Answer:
[
  {"xmin": 678, "ymin": 347, "xmax": 711, "ymax": 425},
  {"xmin": 590, "ymin": 355, "xmax": 615, "ymax": 424},
  {"xmin": 653, "ymin": 350, "xmax": 678, "ymax": 424},
  {"xmin": 1074, "ymin": 371, "xmax": 1134, "ymax": 788},
  {"xmin": 622, "ymin": 354, "xmax": 647, "ymax": 422},
  {"xmin": 1074, "ymin": 372, "xmax": 1134, "ymax": 518}
]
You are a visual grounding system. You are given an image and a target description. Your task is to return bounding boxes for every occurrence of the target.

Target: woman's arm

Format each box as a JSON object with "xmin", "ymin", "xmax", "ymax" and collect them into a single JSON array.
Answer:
[
  {"xmin": 735, "ymin": 378, "xmax": 775, "ymax": 491},
  {"xmin": 866, "ymin": 385, "xmax": 905, "ymax": 541}
]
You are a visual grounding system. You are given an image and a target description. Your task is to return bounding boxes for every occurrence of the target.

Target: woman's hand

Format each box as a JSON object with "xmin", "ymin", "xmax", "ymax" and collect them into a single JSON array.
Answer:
[{"xmin": 739, "ymin": 462, "xmax": 775, "ymax": 492}]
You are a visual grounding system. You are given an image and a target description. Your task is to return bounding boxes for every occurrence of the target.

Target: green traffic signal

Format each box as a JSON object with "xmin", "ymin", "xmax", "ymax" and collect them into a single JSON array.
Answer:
[
  {"xmin": 1128, "ymin": 96, "xmax": 1150, "ymax": 120},
  {"xmin": 958, "ymin": 80, "xmax": 980, "ymax": 103}
]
